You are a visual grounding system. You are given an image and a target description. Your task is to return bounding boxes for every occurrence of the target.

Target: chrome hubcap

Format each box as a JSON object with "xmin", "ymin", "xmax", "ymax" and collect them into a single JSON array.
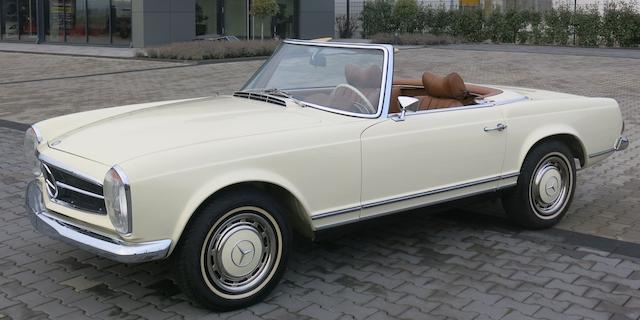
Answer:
[
  {"xmin": 530, "ymin": 154, "xmax": 572, "ymax": 218},
  {"xmin": 203, "ymin": 210, "xmax": 277, "ymax": 294}
]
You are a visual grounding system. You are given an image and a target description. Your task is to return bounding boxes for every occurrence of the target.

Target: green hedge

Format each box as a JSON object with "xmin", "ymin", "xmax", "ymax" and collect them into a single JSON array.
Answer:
[{"xmin": 359, "ymin": 0, "xmax": 640, "ymax": 47}]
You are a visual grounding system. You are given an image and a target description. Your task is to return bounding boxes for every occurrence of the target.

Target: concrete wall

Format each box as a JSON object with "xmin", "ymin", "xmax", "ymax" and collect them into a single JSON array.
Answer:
[
  {"xmin": 298, "ymin": 0, "xmax": 335, "ymax": 39},
  {"xmin": 132, "ymin": 0, "xmax": 196, "ymax": 48}
]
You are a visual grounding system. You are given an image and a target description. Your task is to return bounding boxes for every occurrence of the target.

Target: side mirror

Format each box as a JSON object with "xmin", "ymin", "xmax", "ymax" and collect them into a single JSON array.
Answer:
[{"xmin": 394, "ymin": 96, "xmax": 420, "ymax": 121}]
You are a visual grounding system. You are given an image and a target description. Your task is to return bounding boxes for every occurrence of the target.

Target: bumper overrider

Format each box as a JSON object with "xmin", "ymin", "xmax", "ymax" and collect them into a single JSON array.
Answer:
[
  {"xmin": 615, "ymin": 136, "xmax": 629, "ymax": 152},
  {"xmin": 25, "ymin": 180, "xmax": 171, "ymax": 263}
]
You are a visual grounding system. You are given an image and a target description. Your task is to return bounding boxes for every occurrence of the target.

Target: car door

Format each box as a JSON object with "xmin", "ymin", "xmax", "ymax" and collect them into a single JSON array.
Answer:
[{"xmin": 360, "ymin": 105, "xmax": 507, "ymax": 219}]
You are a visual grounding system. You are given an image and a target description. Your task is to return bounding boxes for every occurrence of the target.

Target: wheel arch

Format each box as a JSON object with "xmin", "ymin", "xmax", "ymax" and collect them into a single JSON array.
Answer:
[
  {"xmin": 170, "ymin": 179, "xmax": 314, "ymax": 256},
  {"xmin": 520, "ymin": 132, "xmax": 587, "ymax": 171}
]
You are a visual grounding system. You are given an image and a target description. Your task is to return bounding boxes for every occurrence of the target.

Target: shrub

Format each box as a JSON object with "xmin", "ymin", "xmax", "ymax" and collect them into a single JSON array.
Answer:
[
  {"xmin": 543, "ymin": 6, "xmax": 572, "ymax": 45},
  {"xmin": 424, "ymin": 5, "xmax": 451, "ymax": 35},
  {"xmin": 450, "ymin": 8, "xmax": 484, "ymax": 42},
  {"xmin": 336, "ymin": 15, "xmax": 358, "ymax": 38},
  {"xmin": 139, "ymin": 40, "xmax": 280, "ymax": 60},
  {"xmin": 574, "ymin": 5, "xmax": 600, "ymax": 46},
  {"xmin": 361, "ymin": 0, "xmax": 640, "ymax": 48},
  {"xmin": 484, "ymin": 9, "xmax": 507, "ymax": 43},
  {"xmin": 528, "ymin": 10, "xmax": 544, "ymax": 45},
  {"xmin": 360, "ymin": 0, "xmax": 395, "ymax": 38},
  {"xmin": 393, "ymin": 0, "xmax": 422, "ymax": 33},
  {"xmin": 370, "ymin": 32, "xmax": 458, "ymax": 45},
  {"xmin": 615, "ymin": 2, "xmax": 640, "ymax": 47}
]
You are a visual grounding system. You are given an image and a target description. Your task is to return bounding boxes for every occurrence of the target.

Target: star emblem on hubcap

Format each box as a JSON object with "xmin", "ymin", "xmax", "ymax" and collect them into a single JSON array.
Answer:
[{"xmin": 231, "ymin": 240, "xmax": 255, "ymax": 268}]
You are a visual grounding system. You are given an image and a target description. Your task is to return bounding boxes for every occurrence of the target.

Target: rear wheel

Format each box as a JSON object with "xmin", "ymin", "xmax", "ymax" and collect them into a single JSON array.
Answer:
[
  {"xmin": 502, "ymin": 141, "xmax": 576, "ymax": 229},
  {"xmin": 174, "ymin": 189, "xmax": 290, "ymax": 310}
]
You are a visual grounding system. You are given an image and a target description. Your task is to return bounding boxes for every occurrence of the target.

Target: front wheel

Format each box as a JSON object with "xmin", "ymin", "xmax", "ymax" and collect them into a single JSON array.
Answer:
[
  {"xmin": 174, "ymin": 189, "xmax": 290, "ymax": 310},
  {"xmin": 502, "ymin": 141, "xmax": 576, "ymax": 229}
]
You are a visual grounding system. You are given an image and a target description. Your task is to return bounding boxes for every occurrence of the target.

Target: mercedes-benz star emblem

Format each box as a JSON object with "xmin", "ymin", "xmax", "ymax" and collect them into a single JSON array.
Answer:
[
  {"xmin": 42, "ymin": 163, "xmax": 59, "ymax": 199},
  {"xmin": 546, "ymin": 180, "xmax": 558, "ymax": 194},
  {"xmin": 231, "ymin": 240, "xmax": 255, "ymax": 268}
]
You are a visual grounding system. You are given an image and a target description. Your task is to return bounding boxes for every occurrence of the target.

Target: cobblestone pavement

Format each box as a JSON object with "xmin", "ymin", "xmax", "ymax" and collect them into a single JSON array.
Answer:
[{"xmin": 0, "ymin": 47, "xmax": 639, "ymax": 319}]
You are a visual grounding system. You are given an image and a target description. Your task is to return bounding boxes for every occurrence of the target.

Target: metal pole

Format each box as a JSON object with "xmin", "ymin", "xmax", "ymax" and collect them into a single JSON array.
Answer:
[
  {"xmin": 571, "ymin": 0, "xmax": 578, "ymax": 47},
  {"xmin": 346, "ymin": 0, "xmax": 350, "ymax": 38}
]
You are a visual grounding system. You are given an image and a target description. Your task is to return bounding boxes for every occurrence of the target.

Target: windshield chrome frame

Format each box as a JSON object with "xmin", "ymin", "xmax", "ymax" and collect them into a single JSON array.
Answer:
[{"xmin": 241, "ymin": 39, "xmax": 394, "ymax": 119}]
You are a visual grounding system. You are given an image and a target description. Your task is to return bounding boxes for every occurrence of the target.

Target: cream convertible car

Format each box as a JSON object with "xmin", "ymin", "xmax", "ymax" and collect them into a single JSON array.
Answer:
[{"xmin": 26, "ymin": 40, "xmax": 628, "ymax": 309}]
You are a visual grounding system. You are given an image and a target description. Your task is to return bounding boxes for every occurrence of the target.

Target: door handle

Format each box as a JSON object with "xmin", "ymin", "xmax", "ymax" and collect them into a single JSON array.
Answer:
[{"xmin": 484, "ymin": 123, "xmax": 507, "ymax": 132}]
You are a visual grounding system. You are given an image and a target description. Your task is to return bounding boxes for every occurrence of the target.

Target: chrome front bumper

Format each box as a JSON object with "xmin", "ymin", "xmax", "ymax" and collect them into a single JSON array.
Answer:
[
  {"xmin": 615, "ymin": 136, "xmax": 629, "ymax": 151},
  {"xmin": 26, "ymin": 180, "xmax": 171, "ymax": 263}
]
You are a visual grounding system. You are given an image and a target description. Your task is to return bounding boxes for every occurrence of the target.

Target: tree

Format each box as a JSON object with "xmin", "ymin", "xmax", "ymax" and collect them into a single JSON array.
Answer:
[{"xmin": 251, "ymin": 0, "xmax": 280, "ymax": 40}]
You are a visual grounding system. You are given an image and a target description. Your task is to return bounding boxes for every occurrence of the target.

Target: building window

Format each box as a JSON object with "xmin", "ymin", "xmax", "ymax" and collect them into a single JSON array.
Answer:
[
  {"xmin": 2, "ymin": 0, "xmax": 132, "ymax": 45},
  {"xmin": 0, "ymin": 0, "xmax": 37, "ymax": 41},
  {"xmin": 195, "ymin": 0, "xmax": 297, "ymax": 39}
]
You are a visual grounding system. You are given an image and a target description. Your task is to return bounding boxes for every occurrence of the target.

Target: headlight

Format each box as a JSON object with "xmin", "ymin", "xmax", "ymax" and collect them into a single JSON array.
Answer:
[
  {"xmin": 24, "ymin": 126, "xmax": 42, "ymax": 176},
  {"xmin": 104, "ymin": 166, "xmax": 132, "ymax": 235}
]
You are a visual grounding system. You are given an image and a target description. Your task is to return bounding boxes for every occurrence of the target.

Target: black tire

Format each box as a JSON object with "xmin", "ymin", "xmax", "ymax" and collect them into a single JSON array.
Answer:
[
  {"xmin": 173, "ymin": 188, "xmax": 291, "ymax": 311},
  {"xmin": 502, "ymin": 140, "xmax": 576, "ymax": 229}
]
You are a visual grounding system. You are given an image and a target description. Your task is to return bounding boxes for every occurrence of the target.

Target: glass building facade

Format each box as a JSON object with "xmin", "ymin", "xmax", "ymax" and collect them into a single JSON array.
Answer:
[
  {"xmin": 1, "ymin": 0, "xmax": 333, "ymax": 47},
  {"xmin": 0, "ymin": 0, "xmax": 131, "ymax": 45},
  {"xmin": 195, "ymin": 0, "xmax": 297, "ymax": 40}
]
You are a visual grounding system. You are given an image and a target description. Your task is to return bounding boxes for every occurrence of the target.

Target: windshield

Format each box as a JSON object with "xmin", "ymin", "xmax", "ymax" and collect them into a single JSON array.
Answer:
[{"xmin": 242, "ymin": 42, "xmax": 387, "ymax": 117}]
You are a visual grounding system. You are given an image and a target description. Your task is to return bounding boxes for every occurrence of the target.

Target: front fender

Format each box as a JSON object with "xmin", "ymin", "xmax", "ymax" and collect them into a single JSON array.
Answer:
[{"xmin": 168, "ymin": 168, "xmax": 314, "ymax": 254}]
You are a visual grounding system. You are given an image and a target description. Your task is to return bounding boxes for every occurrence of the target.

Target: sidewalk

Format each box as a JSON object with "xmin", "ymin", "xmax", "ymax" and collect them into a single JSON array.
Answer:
[{"xmin": 0, "ymin": 42, "xmax": 138, "ymax": 58}]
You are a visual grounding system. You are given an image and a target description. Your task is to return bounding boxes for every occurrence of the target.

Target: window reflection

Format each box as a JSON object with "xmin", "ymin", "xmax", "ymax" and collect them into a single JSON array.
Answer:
[
  {"xmin": 1, "ymin": 0, "xmax": 18, "ymax": 40},
  {"xmin": 45, "ymin": 0, "xmax": 63, "ymax": 41},
  {"xmin": 34, "ymin": 0, "xmax": 130, "ymax": 45},
  {"xmin": 67, "ymin": 0, "xmax": 87, "ymax": 43},
  {"xmin": 87, "ymin": 0, "xmax": 109, "ymax": 44},
  {"xmin": 111, "ymin": 0, "xmax": 131, "ymax": 45}
]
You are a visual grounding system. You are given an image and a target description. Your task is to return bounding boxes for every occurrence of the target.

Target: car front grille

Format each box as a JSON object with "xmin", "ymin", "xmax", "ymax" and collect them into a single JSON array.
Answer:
[{"xmin": 42, "ymin": 162, "xmax": 106, "ymax": 214}]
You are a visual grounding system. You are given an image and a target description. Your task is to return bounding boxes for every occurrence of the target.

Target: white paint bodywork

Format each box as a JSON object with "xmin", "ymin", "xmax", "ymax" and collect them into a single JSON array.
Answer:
[{"xmin": 31, "ymin": 43, "xmax": 624, "ymax": 256}]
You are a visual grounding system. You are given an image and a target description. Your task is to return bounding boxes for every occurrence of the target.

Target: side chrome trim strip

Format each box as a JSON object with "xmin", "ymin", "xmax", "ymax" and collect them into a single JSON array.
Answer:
[
  {"xmin": 588, "ymin": 148, "xmax": 615, "ymax": 159},
  {"xmin": 56, "ymin": 182, "xmax": 105, "ymax": 200},
  {"xmin": 311, "ymin": 172, "xmax": 519, "ymax": 221},
  {"xmin": 311, "ymin": 206, "xmax": 360, "ymax": 220}
]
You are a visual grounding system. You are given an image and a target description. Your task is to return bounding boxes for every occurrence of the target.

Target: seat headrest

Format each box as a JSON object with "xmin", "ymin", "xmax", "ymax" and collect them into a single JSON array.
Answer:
[
  {"xmin": 345, "ymin": 64, "xmax": 383, "ymax": 88},
  {"xmin": 422, "ymin": 72, "xmax": 468, "ymax": 100}
]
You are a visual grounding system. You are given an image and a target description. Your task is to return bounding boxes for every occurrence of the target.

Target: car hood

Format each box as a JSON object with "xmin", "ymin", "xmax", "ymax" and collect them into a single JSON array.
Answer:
[{"xmin": 49, "ymin": 96, "xmax": 324, "ymax": 165}]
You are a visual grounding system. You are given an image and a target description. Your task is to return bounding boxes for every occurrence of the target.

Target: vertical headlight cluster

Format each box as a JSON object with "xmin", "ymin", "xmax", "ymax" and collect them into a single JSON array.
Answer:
[
  {"xmin": 104, "ymin": 166, "xmax": 132, "ymax": 235},
  {"xmin": 24, "ymin": 126, "xmax": 42, "ymax": 177}
]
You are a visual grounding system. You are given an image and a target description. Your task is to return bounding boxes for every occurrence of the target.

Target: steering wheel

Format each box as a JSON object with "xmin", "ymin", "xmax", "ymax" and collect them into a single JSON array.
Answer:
[{"xmin": 331, "ymin": 84, "xmax": 376, "ymax": 114}]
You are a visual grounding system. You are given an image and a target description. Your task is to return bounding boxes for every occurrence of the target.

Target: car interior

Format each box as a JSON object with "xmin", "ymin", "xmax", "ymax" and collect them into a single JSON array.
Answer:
[{"xmin": 291, "ymin": 64, "xmax": 503, "ymax": 115}]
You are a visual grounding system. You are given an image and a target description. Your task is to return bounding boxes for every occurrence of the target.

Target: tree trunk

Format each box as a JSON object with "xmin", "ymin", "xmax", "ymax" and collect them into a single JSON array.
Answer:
[{"xmin": 261, "ymin": 21, "xmax": 264, "ymax": 40}]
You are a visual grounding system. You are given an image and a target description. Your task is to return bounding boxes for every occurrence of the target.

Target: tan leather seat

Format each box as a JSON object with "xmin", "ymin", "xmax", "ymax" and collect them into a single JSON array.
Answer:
[
  {"xmin": 331, "ymin": 64, "xmax": 382, "ymax": 112},
  {"xmin": 417, "ymin": 72, "xmax": 466, "ymax": 110}
]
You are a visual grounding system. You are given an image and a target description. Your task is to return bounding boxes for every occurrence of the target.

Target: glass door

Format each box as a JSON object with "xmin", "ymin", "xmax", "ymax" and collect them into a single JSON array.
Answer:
[
  {"xmin": 66, "ymin": 0, "xmax": 87, "ymax": 43},
  {"xmin": 45, "ymin": 0, "xmax": 65, "ymax": 41},
  {"xmin": 1, "ymin": 0, "xmax": 19, "ymax": 40},
  {"xmin": 195, "ymin": 0, "xmax": 218, "ymax": 36},
  {"xmin": 18, "ymin": 0, "xmax": 37, "ymax": 40}
]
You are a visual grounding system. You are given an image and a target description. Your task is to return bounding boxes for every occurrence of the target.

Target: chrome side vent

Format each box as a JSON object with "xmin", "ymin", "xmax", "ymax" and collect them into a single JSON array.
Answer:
[{"xmin": 233, "ymin": 91, "xmax": 287, "ymax": 107}]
